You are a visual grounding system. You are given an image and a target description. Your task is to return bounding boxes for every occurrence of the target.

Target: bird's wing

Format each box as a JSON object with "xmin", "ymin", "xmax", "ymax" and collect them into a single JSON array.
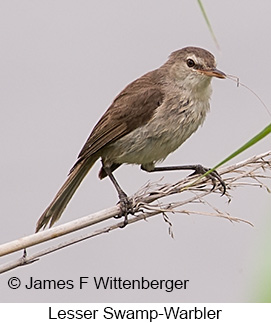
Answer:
[{"xmin": 76, "ymin": 72, "xmax": 164, "ymax": 163}]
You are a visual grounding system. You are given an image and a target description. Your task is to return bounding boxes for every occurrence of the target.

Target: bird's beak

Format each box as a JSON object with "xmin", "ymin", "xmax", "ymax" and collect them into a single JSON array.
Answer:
[{"xmin": 199, "ymin": 68, "xmax": 226, "ymax": 79}]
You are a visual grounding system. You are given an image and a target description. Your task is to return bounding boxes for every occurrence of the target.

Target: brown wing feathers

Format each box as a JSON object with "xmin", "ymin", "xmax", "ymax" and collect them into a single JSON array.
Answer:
[{"xmin": 74, "ymin": 71, "xmax": 164, "ymax": 169}]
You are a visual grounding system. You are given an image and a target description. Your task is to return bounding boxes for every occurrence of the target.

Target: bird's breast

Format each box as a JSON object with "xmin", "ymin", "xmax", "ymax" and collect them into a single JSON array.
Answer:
[{"xmin": 102, "ymin": 97, "xmax": 210, "ymax": 166}]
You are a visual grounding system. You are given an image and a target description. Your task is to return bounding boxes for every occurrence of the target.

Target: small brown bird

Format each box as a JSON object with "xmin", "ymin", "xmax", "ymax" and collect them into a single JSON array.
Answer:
[{"xmin": 36, "ymin": 46, "xmax": 226, "ymax": 232}]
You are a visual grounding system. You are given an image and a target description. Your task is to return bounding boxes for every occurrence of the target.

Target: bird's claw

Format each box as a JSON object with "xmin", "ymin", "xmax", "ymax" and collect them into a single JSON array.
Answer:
[
  {"xmin": 115, "ymin": 194, "xmax": 134, "ymax": 228},
  {"xmin": 190, "ymin": 164, "xmax": 226, "ymax": 195}
]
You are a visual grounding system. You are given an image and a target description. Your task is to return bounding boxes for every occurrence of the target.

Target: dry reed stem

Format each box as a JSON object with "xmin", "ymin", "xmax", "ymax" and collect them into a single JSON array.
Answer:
[{"xmin": 0, "ymin": 151, "xmax": 270, "ymax": 273}]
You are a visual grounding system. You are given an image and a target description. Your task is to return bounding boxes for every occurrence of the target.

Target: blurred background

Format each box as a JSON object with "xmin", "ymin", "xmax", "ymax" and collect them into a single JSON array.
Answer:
[{"xmin": 0, "ymin": 0, "xmax": 270, "ymax": 302}]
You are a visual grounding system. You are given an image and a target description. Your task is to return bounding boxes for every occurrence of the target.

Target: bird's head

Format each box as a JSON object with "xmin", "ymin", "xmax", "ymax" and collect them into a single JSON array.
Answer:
[{"xmin": 164, "ymin": 47, "xmax": 225, "ymax": 94}]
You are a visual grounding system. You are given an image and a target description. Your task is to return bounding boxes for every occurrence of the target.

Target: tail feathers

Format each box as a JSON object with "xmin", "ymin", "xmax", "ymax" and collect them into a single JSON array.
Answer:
[{"xmin": 36, "ymin": 157, "xmax": 97, "ymax": 232}]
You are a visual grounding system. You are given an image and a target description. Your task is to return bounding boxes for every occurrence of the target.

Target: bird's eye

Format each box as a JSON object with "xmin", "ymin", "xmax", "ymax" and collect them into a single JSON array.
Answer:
[{"xmin": 186, "ymin": 59, "xmax": 195, "ymax": 68}]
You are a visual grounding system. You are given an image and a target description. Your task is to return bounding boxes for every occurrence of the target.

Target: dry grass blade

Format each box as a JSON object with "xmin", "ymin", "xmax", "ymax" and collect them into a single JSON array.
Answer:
[{"xmin": 0, "ymin": 151, "xmax": 270, "ymax": 273}]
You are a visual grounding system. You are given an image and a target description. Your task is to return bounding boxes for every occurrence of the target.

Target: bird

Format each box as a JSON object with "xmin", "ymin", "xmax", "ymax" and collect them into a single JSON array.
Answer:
[{"xmin": 36, "ymin": 46, "xmax": 226, "ymax": 232}]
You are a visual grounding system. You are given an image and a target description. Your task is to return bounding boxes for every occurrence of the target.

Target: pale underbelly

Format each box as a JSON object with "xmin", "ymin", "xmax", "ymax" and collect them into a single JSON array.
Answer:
[{"xmin": 101, "ymin": 101, "xmax": 208, "ymax": 166}]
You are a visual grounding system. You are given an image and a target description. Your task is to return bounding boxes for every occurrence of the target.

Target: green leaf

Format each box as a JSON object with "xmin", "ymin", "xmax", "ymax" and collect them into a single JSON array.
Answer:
[
  {"xmin": 205, "ymin": 123, "xmax": 271, "ymax": 177},
  {"xmin": 197, "ymin": 0, "xmax": 220, "ymax": 50},
  {"xmin": 213, "ymin": 123, "xmax": 270, "ymax": 170}
]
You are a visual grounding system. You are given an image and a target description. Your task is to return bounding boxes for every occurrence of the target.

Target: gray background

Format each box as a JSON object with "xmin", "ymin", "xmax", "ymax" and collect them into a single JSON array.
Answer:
[{"xmin": 0, "ymin": 0, "xmax": 270, "ymax": 302}]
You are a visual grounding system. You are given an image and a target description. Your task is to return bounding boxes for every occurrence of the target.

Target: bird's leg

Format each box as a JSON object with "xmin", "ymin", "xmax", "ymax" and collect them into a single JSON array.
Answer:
[
  {"xmin": 103, "ymin": 166, "xmax": 133, "ymax": 227},
  {"xmin": 141, "ymin": 164, "xmax": 226, "ymax": 195}
]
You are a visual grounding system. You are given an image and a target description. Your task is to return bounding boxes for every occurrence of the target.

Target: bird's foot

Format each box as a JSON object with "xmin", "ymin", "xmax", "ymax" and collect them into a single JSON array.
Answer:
[
  {"xmin": 190, "ymin": 164, "xmax": 226, "ymax": 195},
  {"xmin": 115, "ymin": 193, "xmax": 134, "ymax": 228}
]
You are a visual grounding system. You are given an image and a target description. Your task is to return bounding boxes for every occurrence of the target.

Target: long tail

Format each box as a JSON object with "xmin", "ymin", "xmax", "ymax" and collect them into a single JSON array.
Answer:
[{"xmin": 36, "ymin": 156, "xmax": 98, "ymax": 232}]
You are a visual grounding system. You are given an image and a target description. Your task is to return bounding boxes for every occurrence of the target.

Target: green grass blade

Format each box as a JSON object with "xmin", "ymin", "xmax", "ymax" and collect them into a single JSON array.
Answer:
[
  {"xmin": 199, "ymin": 123, "xmax": 271, "ymax": 180},
  {"xmin": 197, "ymin": 0, "xmax": 220, "ymax": 50},
  {"xmin": 212, "ymin": 123, "xmax": 271, "ymax": 171}
]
